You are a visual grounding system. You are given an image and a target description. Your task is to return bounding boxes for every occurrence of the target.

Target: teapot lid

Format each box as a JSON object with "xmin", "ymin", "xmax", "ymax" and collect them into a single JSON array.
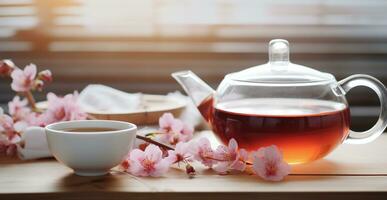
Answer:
[{"xmin": 228, "ymin": 39, "xmax": 335, "ymax": 85}]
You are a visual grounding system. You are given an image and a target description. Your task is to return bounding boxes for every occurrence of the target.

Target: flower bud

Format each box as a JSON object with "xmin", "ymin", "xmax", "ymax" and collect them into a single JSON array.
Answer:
[
  {"xmin": 38, "ymin": 70, "xmax": 52, "ymax": 82},
  {"xmin": 33, "ymin": 80, "xmax": 44, "ymax": 91},
  {"xmin": 0, "ymin": 59, "xmax": 15, "ymax": 76},
  {"xmin": 185, "ymin": 163, "xmax": 196, "ymax": 178},
  {"xmin": 120, "ymin": 159, "xmax": 130, "ymax": 171}
]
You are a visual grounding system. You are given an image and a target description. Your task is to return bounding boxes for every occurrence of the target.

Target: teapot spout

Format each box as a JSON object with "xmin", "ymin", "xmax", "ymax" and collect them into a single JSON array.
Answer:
[{"xmin": 172, "ymin": 70, "xmax": 215, "ymax": 106}]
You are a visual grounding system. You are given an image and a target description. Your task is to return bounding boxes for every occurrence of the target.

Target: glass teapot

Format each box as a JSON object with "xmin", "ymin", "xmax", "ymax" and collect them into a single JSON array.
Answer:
[{"xmin": 172, "ymin": 39, "xmax": 387, "ymax": 164}]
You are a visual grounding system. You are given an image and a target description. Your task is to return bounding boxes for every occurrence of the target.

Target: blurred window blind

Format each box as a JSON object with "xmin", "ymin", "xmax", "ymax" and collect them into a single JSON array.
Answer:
[
  {"xmin": 0, "ymin": 0, "xmax": 384, "ymax": 130},
  {"xmin": 1, "ymin": 0, "xmax": 387, "ymax": 53}
]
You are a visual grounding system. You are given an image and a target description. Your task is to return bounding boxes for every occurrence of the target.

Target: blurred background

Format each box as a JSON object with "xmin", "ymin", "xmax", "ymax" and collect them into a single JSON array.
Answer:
[{"xmin": 0, "ymin": 0, "xmax": 386, "ymax": 131}]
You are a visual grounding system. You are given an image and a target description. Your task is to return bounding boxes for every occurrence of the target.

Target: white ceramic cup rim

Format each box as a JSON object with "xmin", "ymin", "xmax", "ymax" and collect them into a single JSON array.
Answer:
[{"xmin": 45, "ymin": 120, "xmax": 137, "ymax": 135}]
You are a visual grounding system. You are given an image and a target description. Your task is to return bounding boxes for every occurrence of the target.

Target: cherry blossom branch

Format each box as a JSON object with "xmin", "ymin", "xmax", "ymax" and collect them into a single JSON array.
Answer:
[
  {"xmin": 24, "ymin": 91, "xmax": 37, "ymax": 111},
  {"xmin": 135, "ymin": 134, "xmax": 174, "ymax": 150},
  {"xmin": 204, "ymin": 156, "xmax": 253, "ymax": 165}
]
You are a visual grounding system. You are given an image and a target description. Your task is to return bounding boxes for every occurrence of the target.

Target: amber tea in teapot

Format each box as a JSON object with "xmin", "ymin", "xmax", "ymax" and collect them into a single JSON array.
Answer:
[
  {"xmin": 199, "ymin": 97, "xmax": 350, "ymax": 164},
  {"xmin": 174, "ymin": 39, "xmax": 387, "ymax": 164}
]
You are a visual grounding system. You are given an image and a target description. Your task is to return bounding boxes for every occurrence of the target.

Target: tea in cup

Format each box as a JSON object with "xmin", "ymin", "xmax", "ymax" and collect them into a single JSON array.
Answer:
[{"xmin": 45, "ymin": 120, "xmax": 137, "ymax": 176}]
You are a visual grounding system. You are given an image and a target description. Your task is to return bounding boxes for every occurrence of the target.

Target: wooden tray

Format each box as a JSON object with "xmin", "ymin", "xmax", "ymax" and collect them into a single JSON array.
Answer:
[{"xmin": 36, "ymin": 94, "xmax": 186, "ymax": 125}]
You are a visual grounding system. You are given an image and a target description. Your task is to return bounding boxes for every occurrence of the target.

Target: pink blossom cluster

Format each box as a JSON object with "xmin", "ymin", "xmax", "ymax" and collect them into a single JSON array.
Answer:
[
  {"xmin": 1, "ymin": 60, "xmax": 53, "ymax": 92},
  {"xmin": 121, "ymin": 113, "xmax": 291, "ymax": 181},
  {"xmin": 1, "ymin": 59, "xmax": 291, "ymax": 181},
  {"xmin": 0, "ymin": 60, "xmax": 86, "ymax": 156},
  {"xmin": 0, "ymin": 107, "xmax": 24, "ymax": 156},
  {"xmin": 157, "ymin": 113, "xmax": 194, "ymax": 145}
]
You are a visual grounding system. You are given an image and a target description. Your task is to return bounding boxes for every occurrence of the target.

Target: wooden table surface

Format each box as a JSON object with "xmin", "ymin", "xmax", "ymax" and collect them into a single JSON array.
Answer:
[{"xmin": 1, "ymin": 131, "xmax": 387, "ymax": 200}]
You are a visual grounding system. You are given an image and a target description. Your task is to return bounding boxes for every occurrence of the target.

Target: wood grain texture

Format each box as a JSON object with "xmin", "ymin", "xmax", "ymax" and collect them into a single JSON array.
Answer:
[{"xmin": 1, "ymin": 133, "xmax": 387, "ymax": 200}]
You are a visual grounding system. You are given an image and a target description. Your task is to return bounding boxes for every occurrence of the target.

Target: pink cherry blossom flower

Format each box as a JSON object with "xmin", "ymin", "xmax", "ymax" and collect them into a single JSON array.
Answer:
[
  {"xmin": 43, "ymin": 92, "xmax": 87, "ymax": 125},
  {"xmin": 128, "ymin": 144, "xmax": 172, "ymax": 177},
  {"xmin": 0, "ymin": 59, "xmax": 15, "ymax": 76},
  {"xmin": 0, "ymin": 108, "xmax": 28, "ymax": 139},
  {"xmin": 0, "ymin": 134, "xmax": 21, "ymax": 156},
  {"xmin": 25, "ymin": 112, "xmax": 46, "ymax": 127},
  {"xmin": 0, "ymin": 108, "xmax": 14, "ymax": 135},
  {"xmin": 171, "ymin": 120, "xmax": 193, "ymax": 142},
  {"xmin": 159, "ymin": 119, "xmax": 193, "ymax": 145},
  {"xmin": 8, "ymin": 96, "xmax": 31, "ymax": 121},
  {"xmin": 252, "ymin": 145, "xmax": 291, "ymax": 181},
  {"xmin": 10, "ymin": 64, "xmax": 37, "ymax": 92},
  {"xmin": 158, "ymin": 113, "xmax": 194, "ymax": 145},
  {"xmin": 213, "ymin": 138, "xmax": 248, "ymax": 174},
  {"xmin": 159, "ymin": 113, "xmax": 175, "ymax": 133},
  {"xmin": 160, "ymin": 119, "xmax": 193, "ymax": 145},
  {"xmin": 190, "ymin": 137, "xmax": 216, "ymax": 168},
  {"xmin": 166, "ymin": 142, "xmax": 194, "ymax": 164},
  {"xmin": 38, "ymin": 69, "xmax": 52, "ymax": 82}
]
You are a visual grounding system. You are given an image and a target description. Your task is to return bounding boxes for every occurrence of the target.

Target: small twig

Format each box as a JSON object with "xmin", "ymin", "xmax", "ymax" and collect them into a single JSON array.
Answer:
[
  {"xmin": 145, "ymin": 132, "xmax": 164, "ymax": 137},
  {"xmin": 24, "ymin": 91, "xmax": 37, "ymax": 111},
  {"xmin": 135, "ymin": 135, "xmax": 174, "ymax": 150},
  {"xmin": 204, "ymin": 156, "xmax": 253, "ymax": 165}
]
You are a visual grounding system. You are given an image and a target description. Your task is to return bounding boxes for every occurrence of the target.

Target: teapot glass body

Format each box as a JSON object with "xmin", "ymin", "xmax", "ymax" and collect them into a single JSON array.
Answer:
[{"xmin": 172, "ymin": 39, "xmax": 387, "ymax": 164}]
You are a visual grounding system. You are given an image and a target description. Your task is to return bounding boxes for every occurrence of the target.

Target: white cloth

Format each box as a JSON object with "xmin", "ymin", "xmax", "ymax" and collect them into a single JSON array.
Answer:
[
  {"xmin": 17, "ymin": 127, "xmax": 51, "ymax": 160},
  {"xmin": 78, "ymin": 84, "xmax": 142, "ymax": 113}
]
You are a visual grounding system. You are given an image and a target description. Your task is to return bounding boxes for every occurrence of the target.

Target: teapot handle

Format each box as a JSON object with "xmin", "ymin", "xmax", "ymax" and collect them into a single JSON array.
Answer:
[{"xmin": 338, "ymin": 74, "xmax": 387, "ymax": 144}]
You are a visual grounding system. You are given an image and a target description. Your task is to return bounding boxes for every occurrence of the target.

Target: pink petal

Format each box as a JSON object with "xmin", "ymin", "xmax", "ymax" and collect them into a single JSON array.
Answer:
[
  {"xmin": 165, "ymin": 150, "xmax": 177, "ymax": 164},
  {"xmin": 151, "ymin": 159, "xmax": 171, "ymax": 177},
  {"xmin": 11, "ymin": 82, "xmax": 27, "ymax": 92},
  {"xmin": 6, "ymin": 145, "xmax": 16, "ymax": 156},
  {"xmin": 24, "ymin": 64, "xmax": 37, "ymax": 78},
  {"xmin": 228, "ymin": 138, "xmax": 238, "ymax": 152},
  {"xmin": 239, "ymin": 149, "xmax": 248, "ymax": 160},
  {"xmin": 264, "ymin": 145, "xmax": 283, "ymax": 162},
  {"xmin": 214, "ymin": 145, "xmax": 229, "ymax": 160},
  {"xmin": 230, "ymin": 160, "xmax": 245, "ymax": 171},
  {"xmin": 46, "ymin": 92, "xmax": 58, "ymax": 102},
  {"xmin": 198, "ymin": 137, "xmax": 211, "ymax": 147},
  {"xmin": 275, "ymin": 162, "xmax": 291, "ymax": 180},
  {"xmin": 191, "ymin": 138, "xmax": 215, "ymax": 168},
  {"xmin": 175, "ymin": 142, "xmax": 191, "ymax": 155},
  {"xmin": 10, "ymin": 68, "xmax": 23, "ymax": 80},
  {"xmin": 144, "ymin": 144, "xmax": 162, "ymax": 162},
  {"xmin": 0, "ymin": 114, "xmax": 14, "ymax": 133},
  {"xmin": 213, "ymin": 162, "xmax": 229, "ymax": 174},
  {"xmin": 9, "ymin": 134, "xmax": 21, "ymax": 144},
  {"xmin": 44, "ymin": 92, "xmax": 86, "ymax": 123},
  {"xmin": 129, "ymin": 159, "xmax": 147, "ymax": 176},
  {"xmin": 159, "ymin": 113, "xmax": 175, "ymax": 128},
  {"xmin": 252, "ymin": 156, "xmax": 266, "ymax": 176},
  {"xmin": 14, "ymin": 121, "xmax": 28, "ymax": 133},
  {"xmin": 171, "ymin": 119, "xmax": 184, "ymax": 133},
  {"xmin": 129, "ymin": 149, "xmax": 145, "ymax": 161},
  {"xmin": 252, "ymin": 146, "xmax": 291, "ymax": 182},
  {"xmin": 214, "ymin": 144, "xmax": 229, "ymax": 160},
  {"xmin": 182, "ymin": 124, "xmax": 194, "ymax": 135}
]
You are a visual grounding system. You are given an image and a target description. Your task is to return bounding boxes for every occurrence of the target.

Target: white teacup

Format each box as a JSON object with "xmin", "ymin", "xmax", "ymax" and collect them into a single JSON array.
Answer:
[{"xmin": 45, "ymin": 120, "xmax": 137, "ymax": 176}]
